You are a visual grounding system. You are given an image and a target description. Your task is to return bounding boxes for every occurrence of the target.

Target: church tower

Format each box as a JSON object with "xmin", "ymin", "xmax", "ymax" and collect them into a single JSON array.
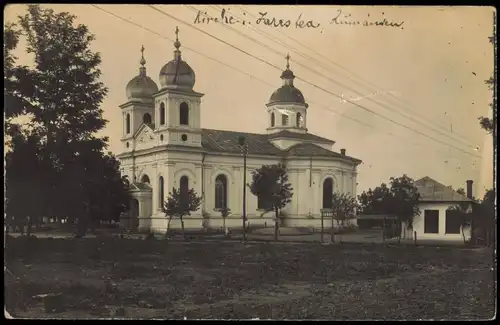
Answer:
[
  {"xmin": 120, "ymin": 46, "xmax": 158, "ymax": 151},
  {"xmin": 266, "ymin": 54, "xmax": 309, "ymax": 134},
  {"xmin": 154, "ymin": 27, "xmax": 204, "ymax": 148}
]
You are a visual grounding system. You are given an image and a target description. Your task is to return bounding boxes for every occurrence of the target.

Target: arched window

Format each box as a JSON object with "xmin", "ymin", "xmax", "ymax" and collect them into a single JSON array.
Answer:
[
  {"xmin": 322, "ymin": 178, "xmax": 334, "ymax": 209},
  {"xmin": 143, "ymin": 113, "xmax": 152, "ymax": 125},
  {"xmin": 179, "ymin": 102, "xmax": 189, "ymax": 125},
  {"xmin": 179, "ymin": 176, "xmax": 189, "ymax": 206},
  {"xmin": 296, "ymin": 113, "xmax": 302, "ymax": 127},
  {"xmin": 215, "ymin": 174, "xmax": 228, "ymax": 209},
  {"xmin": 141, "ymin": 174, "xmax": 150, "ymax": 184},
  {"xmin": 271, "ymin": 112, "xmax": 275, "ymax": 127},
  {"xmin": 126, "ymin": 113, "xmax": 131, "ymax": 134},
  {"xmin": 158, "ymin": 176, "xmax": 164, "ymax": 210},
  {"xmin": 160, "ymin": 102, "xmax": 165, "ymax": 125},
  {"xmin": 282, "ymin": 114, "xmax": 289, "ymax": 126}
]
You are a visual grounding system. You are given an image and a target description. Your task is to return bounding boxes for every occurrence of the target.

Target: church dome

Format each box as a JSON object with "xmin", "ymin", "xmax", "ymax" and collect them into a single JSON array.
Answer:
[
  {"xmin": 159, "ymin": 27, "xmax": 196, "ymax": 90},
  {"xmin": 126, "ymin": 46, "xmax": 158, "ymax": 100},
  {"xmin": 268, "ymin": 54, "xmax": 307, "ymax": 106},
  {"xmin": 269, "ymin": 85, "xmax": 306, "ymax": 105}
]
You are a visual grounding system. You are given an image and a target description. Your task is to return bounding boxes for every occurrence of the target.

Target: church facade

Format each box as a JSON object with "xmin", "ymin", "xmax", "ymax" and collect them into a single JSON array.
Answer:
[{"xmin": 117, "ymin": 29, "xmax": 362, "ymax": 233}]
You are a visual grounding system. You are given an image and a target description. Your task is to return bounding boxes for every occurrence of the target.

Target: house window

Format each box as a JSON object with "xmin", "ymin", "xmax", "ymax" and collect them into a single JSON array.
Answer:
[
  {"xmin": 282, "ymin": 114, "xmax": 289, "ymax": 126},
  {"xmin": 160, "ymin": 103, "xmax": 165, "ymax": 125},
  {"xmin": 296, "ymin": 113, "xmax": 302, "ymax": 127},
  {"xmin": 143, "ymin": 113, "xmax": 152, "ymax": 125},
  {"xmin": 271, "ymin": 112, "xmax": 275, "ymax": 127},
  {"xmin": 322, "ymin": 178, "xmax": 334, "ymax": 209},
  {"xmin": 180, "ymin": 102, "xmax": 189, "ymax": 125},
  {"xmin": 126, "ymin": 113, "xmax": 131, "ymax": 134},
  {"xmin": 158, "ymin": 176, "xmax": 164, "ymax": 210},
  {"xmin": 424, "ymin": 210, "xmax": 439, "ymax": 234},
  {"xmin": 179, "ymin": 176, "xmax": 189, "ymax": 206},
  {"xmin": 215, "ymin": 174, "xmax": 228, "ymax": 209},
  {"xmin": 445, "ymin": 209, "xmax": 462, "ymax": 234}
]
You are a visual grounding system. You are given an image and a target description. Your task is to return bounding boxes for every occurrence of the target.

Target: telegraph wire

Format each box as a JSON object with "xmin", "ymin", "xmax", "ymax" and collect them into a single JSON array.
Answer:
[
  {"xmin": 90, "ymin": 5, "xmax": 481, "ymax": 163},
  {"xmin": 236, "ymin": 4, "xmax": 475, "ymax": 146},
  {"xmin": 201, "ymin": 4, "xmax": 478, "ymax": 150},
  {"xmin": 147, "ymin": 5, "xmax": 481, "ymax": 159}
]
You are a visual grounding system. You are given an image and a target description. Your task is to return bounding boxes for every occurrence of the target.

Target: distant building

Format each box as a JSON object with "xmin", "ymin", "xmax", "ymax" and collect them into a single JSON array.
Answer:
[
  {"xmin": 116, "ymin": 28, "xmax": 361, "ymax": 233},
  {"xmin": 401, "ymin": 177, "xmax": 475, "ymax": 242}
]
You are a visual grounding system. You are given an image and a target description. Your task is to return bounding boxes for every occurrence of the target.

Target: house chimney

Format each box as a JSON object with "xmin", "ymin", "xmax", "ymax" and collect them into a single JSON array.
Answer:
[
  {"xmin": 340, "ymin": 149, "xmax": 346, "ymax": 156},
  {"xmin": 466, "ymin": 180, "xmax": 473, "ymax": 199}
]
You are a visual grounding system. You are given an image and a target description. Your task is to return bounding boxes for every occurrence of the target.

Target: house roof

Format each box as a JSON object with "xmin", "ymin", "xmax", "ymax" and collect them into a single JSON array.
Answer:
[
  {"xmin": 200, "ymin": 128, "xmax": 360, "ymax": 163},
  {"xmin": 415, "ymin": 176, "xmax": 472, "ymax": 202}
]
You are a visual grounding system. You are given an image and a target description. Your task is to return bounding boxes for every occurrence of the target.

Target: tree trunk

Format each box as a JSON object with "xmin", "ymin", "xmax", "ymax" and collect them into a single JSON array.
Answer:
[
  {"xmin": 461, "ymin": 225, "xmax": 466, "ymax": 244},
  {"xmin": 181, "ymin": 218, "xmax": 185, "ymax": 241},
  {"xmin": 26, "ymin": 216, "xmax": 32, "ymax": 237},
  {"xmin": 223, "ymin": 217, "xmax": 227, "ymax": 237},
  {"xmin": 274, "ymin": 207, "xmax": 279, "ymax": 241},
  {"xmin": 397, "ymin": 217, "xmax": 401, "ymax": 245},
  {"xmin": 320, "ymin": 212, "xmax": 324, "ymax": 243},
  {"xmin": 165, "ymin": 215, "xmax": 173, "ymax": 238},
  {"xmin": 330, "ymin": 215, "xmax": 335, "ymax": 243}
]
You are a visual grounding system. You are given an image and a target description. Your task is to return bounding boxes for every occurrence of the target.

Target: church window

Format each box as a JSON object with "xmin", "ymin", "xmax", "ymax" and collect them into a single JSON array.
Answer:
[
  {"xmin": 181, "ymin": 134, "xmax": 188, "ymax": 142},
  {"xmin": 296, "ymin": 113, "xmax": 302, "ymax": 127},
  {"xmin": 126, "ymin": 142, "xmax": 129, "ymax": 148},
  {"xmin": 160, "ymin": 103, "xmax": 166, "ymax": 125},
  {"xmin": 215, "ymin": 174, "xmax": 228, "ymax": 210},
  {"xmin": 141, "ymin": 174, "xmax": 151, "ymax": 184},
  {"xmin": 160, "ymin": 134, "xmax": 164, "ymax": 141},
  {"xmin": 158, "ymin": 176, "xmax": 164, "ymax": 210},
  {"xmin": 282, "ymin": 114, "xmax": 289, "ymax": 126},
  {"xmin": 180, "ymin": 176, "xmax": 189, "ymax": 206},
  {"xmin": 180, "ymin": 102, "xmax": 189, "ymax": 125},
  {"xmin": 322, "ymin": 178, "xmax": 334, "ymax": 209},
  {"xmin": 143, "ymin": 113, "xmax": 152, "ymax": 124},
  {"xmin": 271, "ymin": 112, "xmax": 275, "ymax": 127},
  {"xmin": 126, "ymin": 113, "xmax": 131, "ymax": 134}
]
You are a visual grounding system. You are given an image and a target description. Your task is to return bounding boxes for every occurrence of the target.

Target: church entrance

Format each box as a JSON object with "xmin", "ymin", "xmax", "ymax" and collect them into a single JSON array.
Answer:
[
  {"xmin": 130, "ymin": 198, "xmax": 139, "ymax": 229},
  {"xmin": 322, "ymin": 178, "xmax": 334, "ymax": 209}
]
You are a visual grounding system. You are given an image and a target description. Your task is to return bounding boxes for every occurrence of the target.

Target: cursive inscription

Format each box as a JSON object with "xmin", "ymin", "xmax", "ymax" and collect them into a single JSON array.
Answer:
[
  {"xmin": 331, "ymin": 9, "xmax": 405, "ymax": 29},
  {"xmin": 193, "ymin": 8, "xmax": 404, "ymax": 30}
]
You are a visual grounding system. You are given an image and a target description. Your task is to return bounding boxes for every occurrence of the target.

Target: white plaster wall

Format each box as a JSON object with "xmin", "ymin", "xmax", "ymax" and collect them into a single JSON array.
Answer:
[{"xmin": 402, "ymin": 202, "xmax": 472, "ymax": 241}]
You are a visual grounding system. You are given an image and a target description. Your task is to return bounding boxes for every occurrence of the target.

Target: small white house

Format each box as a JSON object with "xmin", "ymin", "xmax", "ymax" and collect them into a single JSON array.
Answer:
[{"xmin": 401, "ymin": 177, "xmax": 475, "ymax": 242}]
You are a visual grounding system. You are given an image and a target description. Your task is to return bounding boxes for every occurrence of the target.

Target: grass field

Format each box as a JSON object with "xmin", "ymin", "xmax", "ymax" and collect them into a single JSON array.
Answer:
[{"xmin": 4, "ymin": 236, "xmax": 495, "ymax": 320}]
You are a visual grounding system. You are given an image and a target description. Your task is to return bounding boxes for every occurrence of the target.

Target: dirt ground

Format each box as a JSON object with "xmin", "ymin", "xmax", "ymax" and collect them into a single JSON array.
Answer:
[{"xmin": 4, "ymin": 236, "xmax": 496, "ymax": 320}]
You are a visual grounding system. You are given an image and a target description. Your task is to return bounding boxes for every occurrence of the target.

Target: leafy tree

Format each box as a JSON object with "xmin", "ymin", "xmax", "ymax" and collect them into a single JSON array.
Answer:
[
  {"xmin": 4, "ymin": 5, "xmax": 126, "ymax": 237},
  {"xmin": 456, "ymin": 188, "xmax": 466, "ymax": 196},
  {"xmin": 387, "ymin": 175, "xmax": 421, "ymax": 243},
  {"xmin": 249, "ymin": 163, "xmax": 293, "ymax": 241},
  {"xmin": 217, "ymin": 207, "xmax": 231, "ymax": 237},
  {"xmin": 164, "ymin": 187, "xmax": 202, "ymax": 240},
  {"xmin": 331, "ymin": 192, "xmax": 359, "ymax": 241},
  {"xmin": 474, "ymin": 189, "xmax": 495, "ymax": 246},
  {"xmin": 478, "ymin": 33, "xmax": 495, "ymax": 134},
  {"xmin": 447, "ymin": 202, "xmax": 473, "ymax": 243},
  {"xmin": 357, "ymin": 183, "xmax": 391, "ymax": 214}
]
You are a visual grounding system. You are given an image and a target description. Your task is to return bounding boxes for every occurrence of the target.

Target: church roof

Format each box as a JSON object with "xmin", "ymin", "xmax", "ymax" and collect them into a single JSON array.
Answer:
[
  {"xmin": 268, "ymin": 130, "xmax": 335, "ymax": 144},
  {"xmin": 200, "ymin": 128, "xmax": 360, "ymax": 163},
  {"xmin": 415, "ymin": 176, "xmax": 472, "ymax": 202}
]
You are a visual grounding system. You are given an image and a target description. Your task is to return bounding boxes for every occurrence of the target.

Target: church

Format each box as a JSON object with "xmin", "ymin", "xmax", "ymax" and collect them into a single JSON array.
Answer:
[{"xmin": 117, "ymin": 28, "xmax": 362, "ymax": 232}]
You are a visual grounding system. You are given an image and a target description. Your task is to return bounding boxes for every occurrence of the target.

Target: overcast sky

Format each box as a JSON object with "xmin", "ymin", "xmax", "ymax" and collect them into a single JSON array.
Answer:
[{"xmin": 5, "ymin": 5, "xmax": 495, "ymax": 197}]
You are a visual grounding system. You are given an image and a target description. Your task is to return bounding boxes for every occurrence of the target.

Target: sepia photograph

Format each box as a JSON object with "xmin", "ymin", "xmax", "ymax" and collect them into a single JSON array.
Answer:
[{"xmin": 4, "ymin": 4, "xmax": 496, "ymax": 320}]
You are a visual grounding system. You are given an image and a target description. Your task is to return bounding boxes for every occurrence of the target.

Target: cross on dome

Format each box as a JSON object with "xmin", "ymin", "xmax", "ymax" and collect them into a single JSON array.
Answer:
[
  {"xmin": 285, "ymin": 53, "xmax": 291, "ymax": 69},
  {"xmin": 174, "ymin": 26, "xmax": 181, "ymax": 49},
  {"xmin": 140, "ymin": 45, "xmax": 146, "ymax": 66}
]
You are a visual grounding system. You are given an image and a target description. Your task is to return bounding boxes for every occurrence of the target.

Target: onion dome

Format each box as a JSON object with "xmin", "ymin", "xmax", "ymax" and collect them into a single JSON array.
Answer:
[
  {"xmin": 159, "ymin": 27, "xmax": 196, "ymax": 90},
  {"xmin": 268, "ymin": 53, "xmax": 307, "ymax": 105},
  {"xmin": 125, "ymin": 45, "xmax": 159, "ymax": 100}
]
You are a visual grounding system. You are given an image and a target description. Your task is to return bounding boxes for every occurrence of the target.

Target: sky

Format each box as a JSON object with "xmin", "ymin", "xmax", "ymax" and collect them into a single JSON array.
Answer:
[{"xmin": 4, "ymin": 5, "xmax": 495, "ymax": 198}]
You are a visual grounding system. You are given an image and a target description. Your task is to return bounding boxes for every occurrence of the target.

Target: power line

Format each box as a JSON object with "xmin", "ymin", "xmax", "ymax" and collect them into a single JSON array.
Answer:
[
  {"xmin": 90, "ymin": 5, "xmax": 480, "ymax": 165},
  {"xmin": 203, "ymin": 5, "xmax": 478, "ymax": 150},
  {"xmin": 236, "ymin": 5, "xmax": 475, "ymax": 146},
  {"xmin": 148, "ymin": 5, "xmax": 481, "ymax": 159}
]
